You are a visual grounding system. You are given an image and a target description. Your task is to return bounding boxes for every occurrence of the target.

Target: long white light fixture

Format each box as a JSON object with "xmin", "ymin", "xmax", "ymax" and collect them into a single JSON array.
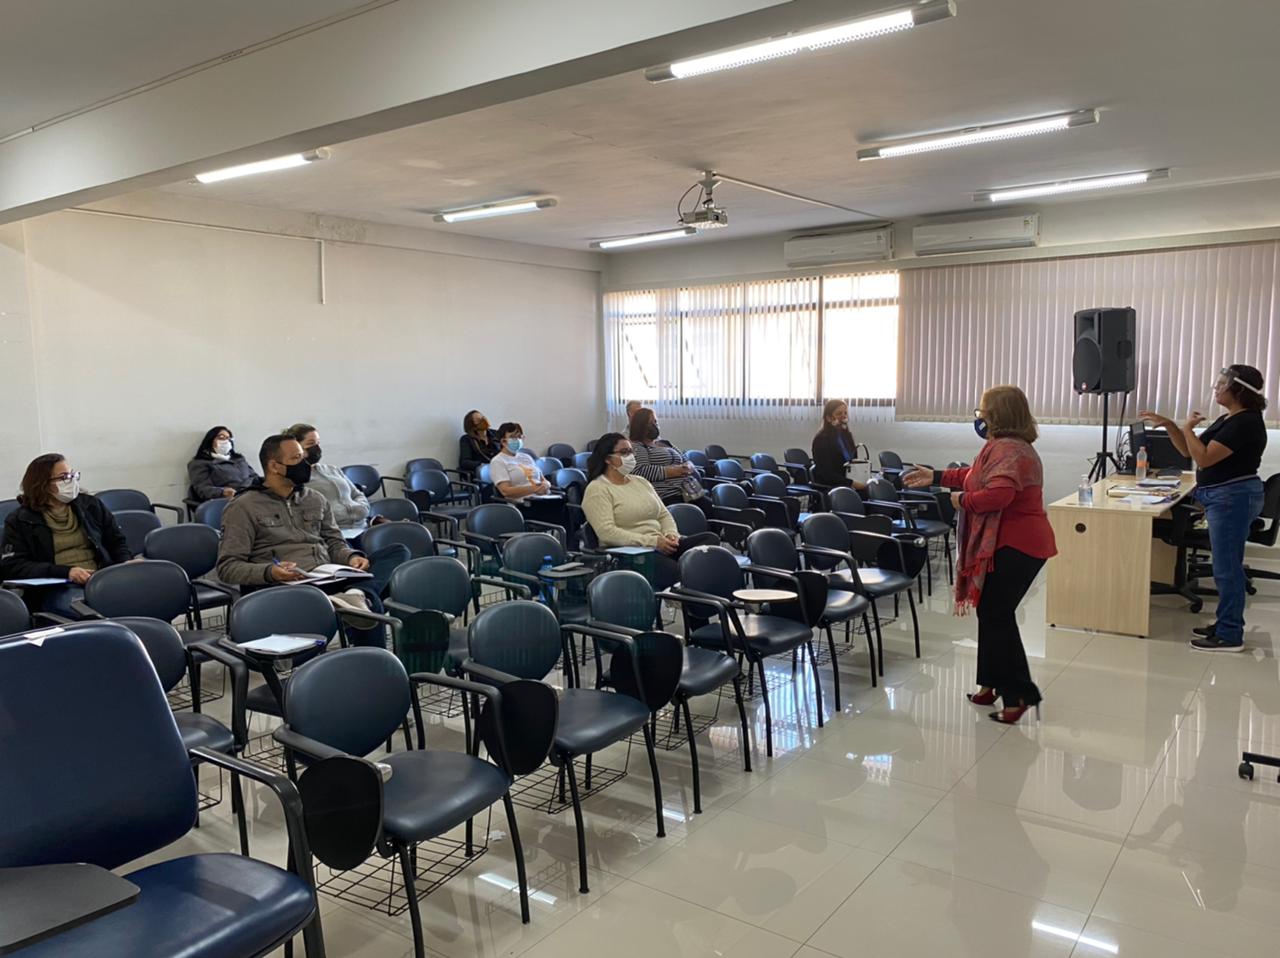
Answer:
[
  {"xmin": 433, "ymin": 197, "xmax": 557, "ymax": 223},
  {"xmin": 195, "ymin": 148, "xmax": 330, "ymax": 184},
  {"xmin": 975, "ymin": 168, "xmax": 1170, "ymax": 203},
  {"xmin": 645, "ymin": 0, "xmax": 955, "ymax": 81},
  {"xmin": 591, "ymin": 227, "xmax": 697, "ymax": 250},
  {"xmin": 858, "ymin": 109, "xmax": 1098, "ymax": 161}
]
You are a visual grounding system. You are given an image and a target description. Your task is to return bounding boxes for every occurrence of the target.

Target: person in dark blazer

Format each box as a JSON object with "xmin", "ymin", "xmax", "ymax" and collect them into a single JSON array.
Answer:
[
  {"xmin": 458, "ymin": 409, "xmax": 500, "ymax": 477},
  {"xmin": 187, "ymin": 425, "xmax": 259, "ymax": 501},
  {"xmin": 0, "ymin": 453, "xmax": 132, "ymax": 616},
  {"xmin": 811, "ymin": 399, "xmax": 863, "ymax": 489}
]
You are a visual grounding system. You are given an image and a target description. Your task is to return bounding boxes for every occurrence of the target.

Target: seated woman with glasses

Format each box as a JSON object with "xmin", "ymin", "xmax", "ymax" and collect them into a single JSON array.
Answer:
[
  {"xmin": 187, "ymin": 425, "xmax": 259, "ymax": 502},
  {"xmin": 0, "ymin": 453, "xmax": 133, "ymax": 617}
]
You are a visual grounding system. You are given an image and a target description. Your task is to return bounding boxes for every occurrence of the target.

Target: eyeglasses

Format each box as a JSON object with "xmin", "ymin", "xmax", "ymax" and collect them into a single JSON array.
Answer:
[
  {"xmin": 973, "ymin": 408, "xmax": 984, "ymax": 419},
  {"xmin": 51, "ymin": 471, "xmax": 80, "ymax": 483}
]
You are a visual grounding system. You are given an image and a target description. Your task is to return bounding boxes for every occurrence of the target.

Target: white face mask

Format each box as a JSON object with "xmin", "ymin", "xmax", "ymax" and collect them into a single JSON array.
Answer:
[
  {"xmin": 213, "ymin": 439, "xmax": 233, "ymax": 456},
  {"xmin": 53, "ymin": 477, "xmax": 80, "ymax": 503},
  {"xmin": 617, "ymin": 453, "xmax": 637, "ymax": 475}
]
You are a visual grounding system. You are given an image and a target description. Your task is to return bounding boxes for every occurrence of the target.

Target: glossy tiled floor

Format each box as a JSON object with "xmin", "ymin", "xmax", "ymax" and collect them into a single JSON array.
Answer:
[{"xmin": 164, "ymin": 560, "xmax": 1280, "ymax": 958}]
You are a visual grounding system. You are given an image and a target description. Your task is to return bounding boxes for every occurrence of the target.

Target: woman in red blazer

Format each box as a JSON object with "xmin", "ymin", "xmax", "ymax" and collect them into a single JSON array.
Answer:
[{"xmin": 904, "ymin": 385, "xmax": 1057, "ymax": 724}]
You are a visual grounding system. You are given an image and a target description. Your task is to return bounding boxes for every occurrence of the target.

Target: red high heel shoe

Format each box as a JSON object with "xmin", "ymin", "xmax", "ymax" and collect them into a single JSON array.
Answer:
[
  {"xmin": 989, "ymin": 702, "xmax": 1041, "ymax": 725},
  {"xmin": 966, "ymin": 688, "xmax": 998, "ymax": 706}
]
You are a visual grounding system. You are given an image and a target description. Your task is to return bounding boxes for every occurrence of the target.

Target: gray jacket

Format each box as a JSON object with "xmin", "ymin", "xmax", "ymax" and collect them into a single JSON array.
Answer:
[
  {"xmin": 187, "ymin": 455, "xmax": 259, "ymax": 501},
  {"xmin": 216, "ymin": 483, "xmax": 357, "ymax": 585},
  {"xmin": 309, "ymin": 462, "xmax": 371, "ymax": 528}
]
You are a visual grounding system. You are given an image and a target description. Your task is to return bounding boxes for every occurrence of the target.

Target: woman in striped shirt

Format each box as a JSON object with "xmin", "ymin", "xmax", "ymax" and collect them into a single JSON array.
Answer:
[{"xmin": 629, "ymin": 408, "xmax": 715, "ymax": 519}]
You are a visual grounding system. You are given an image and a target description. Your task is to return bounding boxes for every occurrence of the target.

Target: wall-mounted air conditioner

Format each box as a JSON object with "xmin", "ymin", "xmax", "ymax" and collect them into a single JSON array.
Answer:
[
  {"xmin": 783, "ymin": 226, "xmax": 893, "ymax": 268},
  {"xmin": 912, "ymin": 214, "xmax": 1040, "ymax": 255}
]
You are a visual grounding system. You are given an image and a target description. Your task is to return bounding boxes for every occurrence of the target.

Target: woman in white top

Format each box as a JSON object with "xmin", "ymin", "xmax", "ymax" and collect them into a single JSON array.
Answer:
[
  {"xmin": 581, "ymin": 432, "xmax": 718, "ymax": 589},
  {"xmin": 284, "ymin": 423, "xmax": 371, "ymax": 530},
  {"xmin": 488, "ymin": 421, "xmax": 566, "ymax": 527}
]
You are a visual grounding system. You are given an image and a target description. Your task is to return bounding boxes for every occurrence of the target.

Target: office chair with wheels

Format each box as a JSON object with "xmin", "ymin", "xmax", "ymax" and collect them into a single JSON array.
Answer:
[
  {"xmin": 0, "ymin": 620, "xmax": 325, "ymax": 958},
  {"xmin": 96, "ymin": 488, "xmax": 184, "ymax": 523}
]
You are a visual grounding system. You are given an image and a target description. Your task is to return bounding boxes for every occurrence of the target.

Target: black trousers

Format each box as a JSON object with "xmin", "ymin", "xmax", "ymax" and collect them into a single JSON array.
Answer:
[
  {"xmin": 976, "ymin": 546, "xmax": 1045, "ymax": 706},
  {"xmin": 652, "ymin": 531, "xmax": 721, "ymax": 590}
]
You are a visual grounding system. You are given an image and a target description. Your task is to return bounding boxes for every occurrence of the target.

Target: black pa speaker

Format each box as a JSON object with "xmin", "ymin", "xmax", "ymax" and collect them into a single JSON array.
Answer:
[{"xmin": 1073, "ymin": 307, "xmax": 1135, "ymax": 394}]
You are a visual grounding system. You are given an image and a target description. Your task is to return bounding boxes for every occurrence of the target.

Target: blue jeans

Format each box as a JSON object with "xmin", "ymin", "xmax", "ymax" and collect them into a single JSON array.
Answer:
[
  {"xmin": 1196, "ymin": 478, "xmax": 1265, "ymax": 644},
  {"xmin": 343, "ymin": 544, "xmax": 411, "ymax": 647}
]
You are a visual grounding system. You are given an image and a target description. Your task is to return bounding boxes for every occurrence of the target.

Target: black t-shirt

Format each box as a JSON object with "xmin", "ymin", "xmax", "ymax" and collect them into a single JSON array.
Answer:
[{"xmin": 1196, "ymin": 409, "xmax": 1267, "ymax": 487}]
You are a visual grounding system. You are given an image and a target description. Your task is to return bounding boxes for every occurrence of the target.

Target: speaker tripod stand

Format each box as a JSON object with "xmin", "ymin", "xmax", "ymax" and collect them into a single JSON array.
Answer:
[{"xmin": 1087, "ymin": 390, "xmax": 1126, "ymax": 483}]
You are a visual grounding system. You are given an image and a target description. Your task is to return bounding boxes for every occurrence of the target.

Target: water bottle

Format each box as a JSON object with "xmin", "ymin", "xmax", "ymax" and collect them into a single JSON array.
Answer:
[
  {"xmin": 1135, "ymin": 446, "xmax": 1149, "ymax": 481},
  {"xmin": 539, "ymin": 555, "xmax": 554, "ymax": 604},
  {"xmin": 1077, "ymin": 476, "xmax": 1094, "ymax": 506}
]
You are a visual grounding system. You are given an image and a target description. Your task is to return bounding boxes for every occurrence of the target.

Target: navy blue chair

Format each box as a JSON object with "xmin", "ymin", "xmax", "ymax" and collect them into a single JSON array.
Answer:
[
  {"xmin": 405, "ymin": 466, "xmax": 479, "ymax": 515},
  {"xmin": 0, "ymin": 496, "xmax": 19, "ymax": 549},
  {"xmin": 588, "ymin": 570, "xmax": 749, "ymax": 812},
  {"xmin": 747, "ymin": 528, "xmax": 875, "ymax": 692},
  {"xmin": 0, "ymin": 587, "xmax": 31, "ymax": 635},
  {"xmin": 362, "ymin": 517, "xmax": 475, "ymax": 568},
  {"xmin": 668, "ymin": 502, "xmax": 750, "ymax": 557},
  {"xmin": 463, "ymin": 502, "xmax": 566, "ymax": 573},
  {"xmin": 684, "ymin": 449, "xmax": 709, "ymax": 471},
  {"xmin": 547, "ymin": 442, "xmax": 577, "ymax": 463},
  {"xmin": 709, "ymin": 482, "xmax": 772, "ymax": 534},
  {"xmin": 341, "ymin": 464, "xmax": 401, "ymax": 499},
  {"xmin": 113, "ymin": 508, "xmax": 163, "ymax": 556},
  {"xmin": 753, "ymin": 452, "xmax": 821, "ymax": 504},
  {"xmin": 572, "ymin": 452, "xmax": 592, "ymax": 471},
  {"xmin": 799, "ymin": 512, "xmax": 921, "ymax": 677},
  {"xmin": 828, "ymin": 486, "xmax": 866, "ymax": 521},
  {"xmin": 535, "ymin": 456, "xmax": 564, "ymax": 477},
  {"xmin": 866, "ymin": 475, "xmax": 953, "ymax": 590},
  {"xmin": 705, "ymin": 444, "xmax": 729, "ymax": 461},
  {"xmin": 711, "ymin": 458, "xmax": 751, "ymax": 486},
  {"xmin": 0, "ymin": 620, "xmax": 324, "ymax": 957},
  {"xmin": 463, "ymin": 601, "xmax": 677, "ymax": 894},
  {"xmin": 502, "ymin": 531, "xmax": 592, "ymax": 627},
  {"xmin": 367, "ymin": 498, "xmax": 420, "ymax": 523},
  {"xmin": 675, "ymin": 545, "xmax": 824, "ymax": 757},
  {"xmin": 877, "ymin": 450, "xmax": 911, "ymax": 487},
  {"xmin": 274, "ymin": 646, "xmax": 557, "ymax": 956},
  {"xmin": 96, "ymin": 488, "xmax": 184, "ymax": 523},
  {"xmin": 143, "ymin": 523, "xmax": 237, "ymax": 629},
  {"xmin": 782, "ymin": 448, "xmax": 813, "ymax": 484},
  {"xmin": 194, "ymin": 495, "xmax": 231, "ymax": 530},
  {"xmin": 750, "ymin": 473, "xmax": 804, "ymax": 529}
]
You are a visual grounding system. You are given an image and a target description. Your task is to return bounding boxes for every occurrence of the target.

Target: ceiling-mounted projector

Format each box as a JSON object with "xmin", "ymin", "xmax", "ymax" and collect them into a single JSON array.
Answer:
[{"xmin": 680, "ymin": 205, "xmax": 729, "ymax": 229}]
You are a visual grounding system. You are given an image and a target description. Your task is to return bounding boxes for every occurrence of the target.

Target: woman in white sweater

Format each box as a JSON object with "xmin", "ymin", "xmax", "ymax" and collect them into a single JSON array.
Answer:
[{"xmin": 582, "ymin": 432, "xmax": 718, "ymax": 589}]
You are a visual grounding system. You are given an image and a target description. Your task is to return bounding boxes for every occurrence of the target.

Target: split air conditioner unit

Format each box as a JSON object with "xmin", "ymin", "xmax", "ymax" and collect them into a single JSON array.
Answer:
[
  {"xmin": 783, "ymin": 226, "xmax": 893, "ymax": 267},
  {"xmin": 912, "ymin": 213, "xmax": 1040, "ymax": 255}
]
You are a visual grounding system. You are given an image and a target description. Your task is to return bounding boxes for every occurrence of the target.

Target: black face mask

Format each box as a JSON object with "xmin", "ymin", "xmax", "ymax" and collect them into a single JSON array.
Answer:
[
  {"xmin": 305, "ymin": 445, "xmax": 322, "ymax": 465},
  {"xmin": 283, "ymin": 460, "xmax": 312, "ymax": 485},
  {"xmin": 646, "ymin": 424, "xmax": 660, "ymax": 441}
]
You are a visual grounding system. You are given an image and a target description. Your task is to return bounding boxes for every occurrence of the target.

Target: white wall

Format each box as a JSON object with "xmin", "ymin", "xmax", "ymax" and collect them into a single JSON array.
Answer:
[{"xmin": 0, "ymin": 198, "xmax": 605, "ymax": 505}]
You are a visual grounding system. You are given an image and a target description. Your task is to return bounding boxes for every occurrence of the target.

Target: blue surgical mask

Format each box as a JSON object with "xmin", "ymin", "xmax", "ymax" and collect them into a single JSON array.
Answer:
[
  {"xmin": 506, "ymin": 438, "xmax": 523, "ymax": 453},
  {"xmin": 973, "ymin": 416, "xmax": 989, "ymax": 440}
]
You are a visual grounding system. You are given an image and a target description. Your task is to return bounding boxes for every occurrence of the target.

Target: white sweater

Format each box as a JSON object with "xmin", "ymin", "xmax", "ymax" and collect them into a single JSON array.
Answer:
[{"xmin": 581, "ymin": 475, "xmax": 677, "ymax": 547}]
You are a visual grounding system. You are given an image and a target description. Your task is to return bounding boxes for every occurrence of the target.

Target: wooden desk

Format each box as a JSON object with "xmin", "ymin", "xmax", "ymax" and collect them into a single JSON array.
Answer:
[{"xmin": 1045, "ymin": 474, "xmax": 1196, "ymax": 637}]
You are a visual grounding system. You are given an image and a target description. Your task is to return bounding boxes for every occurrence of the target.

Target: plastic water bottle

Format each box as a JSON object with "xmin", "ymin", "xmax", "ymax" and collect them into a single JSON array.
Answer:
[
  {"xmin": 1077, "ymin": 476, "xmax": 1094, "ymax": 506},
  {"xmin": 1135, "ymin": 446, "xmax": 1149, "ymax": 481},
  {"xmin": 539, "ymin": 555, "xmax": 554, "ymax": 604}
]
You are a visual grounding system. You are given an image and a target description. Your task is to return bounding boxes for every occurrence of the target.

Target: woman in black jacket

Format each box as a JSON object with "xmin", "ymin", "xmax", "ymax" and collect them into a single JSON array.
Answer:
[
  {"xmin": 0, "ymin": 453, "xmax": 132, "ymax": 615},
  {"xmin": 458, "ymin": 409, "xmax": 500, "ymax": 477},
  {"xmin": 187, "ymin": 425, "xmax": 259, "ymax": 501},
  {"xmin": 811, "ymin": 399, "xmax": 864, "ymax": 489}
]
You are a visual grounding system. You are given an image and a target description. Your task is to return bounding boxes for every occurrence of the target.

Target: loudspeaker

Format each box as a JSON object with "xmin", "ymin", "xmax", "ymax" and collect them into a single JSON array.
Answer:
[{"xmin": 1073, "ymin": 307, "xmax": 1135, "ymax": 394}]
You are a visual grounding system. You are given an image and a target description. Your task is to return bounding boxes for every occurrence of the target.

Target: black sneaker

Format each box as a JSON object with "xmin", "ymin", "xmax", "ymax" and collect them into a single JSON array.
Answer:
[
  {"xmin": 1190, "ymin": 635, "xmax": 1244, "ymax": 653},
  {"xmin": 1191, "ymin": 625, "xmax": 1215, "ymax": 639}
]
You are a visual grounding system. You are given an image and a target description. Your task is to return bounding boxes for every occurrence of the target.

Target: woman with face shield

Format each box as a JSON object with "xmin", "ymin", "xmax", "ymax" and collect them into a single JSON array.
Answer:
[
  {"xmin": 1142, "ymin": 364, "xmax": 1269, "ymax": 652},
  {"xmin": 0, "ymin": 453, "xmax": 133, "ymax": 616}
]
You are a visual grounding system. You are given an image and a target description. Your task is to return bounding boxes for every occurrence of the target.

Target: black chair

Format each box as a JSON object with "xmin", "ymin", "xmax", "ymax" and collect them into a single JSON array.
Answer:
[
  {"xmin": 463, "ymin": 502, "xmax": 567, "ymax": 573},
  {"xmin": 588, "ymin": 570, "xmax": 750, "ymax": 812},
  {"xmin": 675, "ymin": 545, "xmax": 824, "ymax": 757},
  {"xmin": 547, "ymin": 442, "xmax": 577, "ymax": 463},
  {"xmin": 753, "ymin": 452, "xmax": 821, "ymax": 505},
  {"xmin": 118, "ymin": 616, "xmax": 251, "ymax": 854},
  {"xmin": 501, "ymin": 532, "xmax": 593, "ymax": 630},
  {"xmin": 710, "ymin": 458, "xmax": 753, "ymax": 488},
  {"xmin": 0, "ymin": 587, "xmax": 31, "ymax": 635},
  {"xmin": 751, "ymin": 473, "xmax": 805, "ymax": 528},
  {"xmin": 362, "ymin": 517, "xmax": 476, "ymax": 568},
  {"xmin": 799, "ymin": 513, "xmax": 921, "ymax": 677},
  {"xmin": 406, "ymin": 467, "xmax": 481, "ymax": 518},
  {"xmin": 341, "ymin": 464, "xmax": 402, "ymax": 499},
  {"xmin": 0, "ymin": 620, "xmax": 325, "ymax": 958},
  {"xmin": 705, "ymin": 444, "xmax": 729, "ymax": 461},
  {"xmin": 368, "ymin": 497, "xmax": 420, "ymax": 523},
  {"xmin": 462, "ymin": 600, "xmax": 676, "ymax": 894},
  {"xmin": 194, "ymin": 496, "xmax": 231, "ymax": 530},
  {"xmin": 669, "ymin": 501, "xmax": 751, "ymax": 556},
  {"xmin": 710, "ymin": 482, "xmax": 783, "ymax": 534},
  {"xmin": 866, "ymin": 475, "xmax": 953, "ymax": 590},
  {"xmin": 113, "ymin": 508, "xmax": 163, "ymax": 556},
  {"xmin": 96, "ymin": 488, "xmax": 184, "ymax": 523},
  {"xmin": 573, "ymin": 452, "xmax": 592, "ymax": 471},
  {"xmin": 67, "ymin": 559, "xmax": 222, "ymax": 710},
  {"xmin": 877, "ymin": 450, "xmax": 912, "ymax": 487},
  {"xmin": 273, "ymin": 646, "xmax": 557, "ymax": 957},
  {"xmin": 782, "ymin": 448, "xmax": 813, "ymax": 486},
  {"xmin": 747, "ymin": 527, "xmax": 876, "ymax": 691},
  {"xmin": 552, "ymin": 467, "xmax": 588, "ymax": 499},
  {"xmin": 143, "ymin": 523, "xmax": 237, "ymax": 629},
  {"xmin": 828, "ymin": 486, "xmax": 866, "ymax": 522}
]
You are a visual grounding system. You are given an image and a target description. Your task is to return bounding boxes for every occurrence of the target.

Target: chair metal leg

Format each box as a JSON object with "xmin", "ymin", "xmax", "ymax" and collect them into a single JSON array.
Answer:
[
  {"xmin": 188, "ymin": 658, "xmax": 203, "ymax": 714},
  {"xmin": 907, "ymin": 590, "xmax": 921, "ymax": 658},
  {"xmin": 807, "ymin": 640, "xmax": 825, "ymax": 728},
  {"xmin": 397, "ymin": 843, "xmax": 427, "ymax": 958},
  {"xmin": 565, "ymin": 758, "xmax": 590, "ymax": 893},
  {"xmin": 679, "ymin": 696, "xmax": 702, "ymax": 814},
  {"xmin": 925, "ymin": 552, "xmax": 932, "ymax": 597},
  {"xmin": 584, "ymin": 754, "xmax": 593, "ymax": 790},
  {"xmin": 230, "ymin": 770, "xmax": 250, "ymax": 856},
  {"xmin": 642, "ymin": 722, "xmax": 666, "ymax": 837},
  {"xmin": 732, "ymin": 673, "xmax": 752, "ymax": 772},
  {"xmin": 757, "ymin": 658, "xmax": 774, "ymax": 757},
  {"xmin": 825, "ymin": 625, "xmax": 841, "ymax": 711},
  {"xmin": 945, "ymin": 533, "xmax": 954, "ymax": 584},
  {"xmin": 870, "ymin": 601, "xmax": 885, "ymax": 676},
  {"xmin": 465, "ymin": 816, "xmax": 474, "ymax": 857},
  {"xmin": 502, "ymin": 793, "xmax": 531, "ymax": 923},
  {"xmin": 861, "ymin": 613, "xmax": 877, "ymax": 687},
  {"xmin": 301, "ymin": 906, "xmax": 327, "ymax": 958}
]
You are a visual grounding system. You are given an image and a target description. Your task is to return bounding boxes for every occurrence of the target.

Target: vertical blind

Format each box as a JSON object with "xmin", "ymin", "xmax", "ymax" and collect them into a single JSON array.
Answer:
[
  {"xmin": 603, "ymin": 272, "xmax": 899, "ymax": 422},
  {"xmin": 898, "ymin": 241, "xmax": 1280, "ymax": 426}
]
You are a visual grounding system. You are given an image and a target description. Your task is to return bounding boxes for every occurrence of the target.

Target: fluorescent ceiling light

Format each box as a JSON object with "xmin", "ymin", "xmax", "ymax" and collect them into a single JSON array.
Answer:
[
  {"xmin": 195, "ymin": 148, "xmax": 329, "ymax": 184},
  {"xmin": 434, "ymin": 197, "xmax": 557, "ymax": 223},
  {"xmin": 645, "ymin": 0, "xmax": 955, "ymax": 81},
  {"xmin": 591, "ymin": 228, "xmax": 697, "ymax": 250},
  {"xmin": 858, "ymin": 109, "xmax": 1098, "ymax": 160},
  {"xmin": 975, "ymin": 168, "xmax": 1170, "ymax": 203}
]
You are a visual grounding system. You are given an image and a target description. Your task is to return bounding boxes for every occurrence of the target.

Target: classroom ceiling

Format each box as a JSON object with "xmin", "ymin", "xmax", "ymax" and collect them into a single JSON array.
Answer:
[
  {"xmin": 0, "ymin": 0, "xmax": 373, "ymax": 138},
  {"xmin": 154, "ymin": 0, "xmax": 1280, "ymax": 250}
]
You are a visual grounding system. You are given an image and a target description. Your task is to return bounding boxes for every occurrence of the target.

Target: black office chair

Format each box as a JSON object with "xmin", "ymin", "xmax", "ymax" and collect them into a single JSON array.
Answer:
[
  {"xmin": 143, "ymin": 523, "xmax": 237, "ymax": 630},
  {"xmin": 462, "ymin": 600, "xmax": 676, "ymax": 895},
  {"xmin": 587, "ymin": 569, "xmax": 750, "ymax": 814},
  {"xmin": 193, "ymin": 496, "xmax": 231, "ymax": 530},
  {"xmin": 341, "ymin": 464, "xmax": 401, "ymax": 499},
  {"xmin": 0, "ymin": 620, "xmax": 325, "ymax": 958},
  {"xmin": 0, "ymin": 587, "xmax": 31, "ymax": 636},
  {"xmin": 367, "ymin": 497, "xmax": 421, "ymax": 523},
  {"xmin": 113, "ymin": 508, "xmax": 163, "ymax": 556},
  {"xmin": 547, "ymin": 442, "xmax": 577, "ymax": 463},
  {"xmin": 274, "ymin": 646, "xmax": 556, "ymax": 956},
  {"xmin": 675, "ymin": 545, "xmax": 824, "ymax": 757},
  {"xmin": 95, "ymin": 488, "xmax": 184, "ymax": 523}
]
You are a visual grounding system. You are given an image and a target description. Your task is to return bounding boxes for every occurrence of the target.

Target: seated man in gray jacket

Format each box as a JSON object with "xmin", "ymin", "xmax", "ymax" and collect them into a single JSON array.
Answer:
[{"xmin": 217, "ymin": 434, "xmax": 407, "ymax": 644}]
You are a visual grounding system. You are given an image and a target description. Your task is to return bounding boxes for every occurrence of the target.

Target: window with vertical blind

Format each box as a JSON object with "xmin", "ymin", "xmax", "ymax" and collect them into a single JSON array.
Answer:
[
  {"xmin": 604, "ymin": 272, "xmax": 899, "ymax": 421},
  {"xmin": 897, "ymin": 241, "xmax": 1280, "ymax": 426}
]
